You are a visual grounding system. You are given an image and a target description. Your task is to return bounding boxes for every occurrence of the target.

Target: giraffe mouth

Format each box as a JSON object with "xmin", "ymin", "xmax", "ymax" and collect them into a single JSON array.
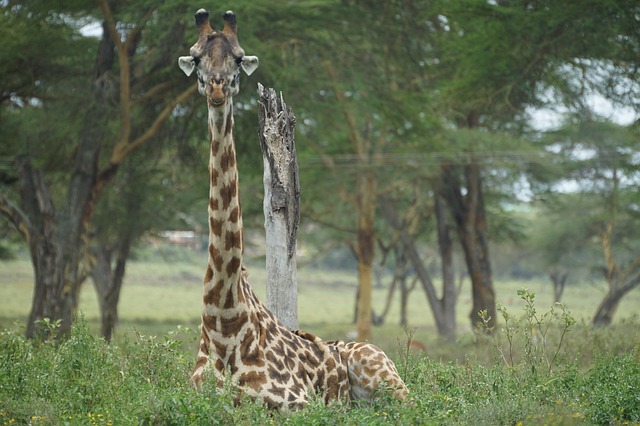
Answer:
[{"xmin": 209, "ymin": 96, "xmax": 226, "ymax": 107}]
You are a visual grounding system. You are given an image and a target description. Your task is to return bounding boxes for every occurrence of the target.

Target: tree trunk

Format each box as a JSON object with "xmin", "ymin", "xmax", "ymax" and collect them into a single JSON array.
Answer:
[
  {"xmin": 439, "ymin": 161, "xmax": 497, "ymax": 331},
  {"xmin": 92, "ymin": 235, "xmax": 131, "ymax": 341},
  {"xmin": 17, "ymin": 155, "xmax": 94, "ymax": 339},
  {"xmin": 356, "ymin": 173, "xmax": 376, "ymax": 341},
  {"xmin": 593, "ymin": 273, "xmax": 640, "ymax": 327},
  {"xmin": 399, "ymin": 270, "xmax": 409, "ymax": 328},
  {"xmin": 257, "ymin": 84, "xmax": 300, "ymax": 331},
  {"xmin": 378, "ymin": 273, "xmax": 398, "ymax": 325},
  {"xmin": 15, "ymin": 157, "xmax": 64, "ymax": 338},
  {"xmin": 549, "ymin": 271, "xmax": 568, "ymax": 303},
  {"xmin": 435, "ymin": 194, "xmax": 457, "ymax": 340},
  {"xmin": 16, "ymin": 18, "xmax": 116, "ymax": 339},
  {"xmin": 379, "ymin": 197, "xmax": 457, "ymax": 340}
]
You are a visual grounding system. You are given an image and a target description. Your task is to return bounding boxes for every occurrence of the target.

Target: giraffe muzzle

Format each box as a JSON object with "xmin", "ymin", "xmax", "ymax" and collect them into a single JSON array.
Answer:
[
  {"xmin": 209, "ymin": 96, "xmax": 226, "ymax": 107},
  {"xmin": 208, "ymin": 83, "xmax": 227, "ymax": 107}
]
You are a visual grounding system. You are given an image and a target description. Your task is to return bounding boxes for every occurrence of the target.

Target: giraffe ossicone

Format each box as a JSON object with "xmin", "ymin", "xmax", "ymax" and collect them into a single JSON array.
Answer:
[{"xmin": 179, "ymin": 8, "xmax": 407, "ymax": 410}]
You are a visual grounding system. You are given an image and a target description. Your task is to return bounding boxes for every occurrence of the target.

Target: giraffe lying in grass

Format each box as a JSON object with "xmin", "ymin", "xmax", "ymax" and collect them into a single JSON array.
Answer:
[{"xmin": 178, "ymin": 8, "xmax": 407, "ymax": 409}]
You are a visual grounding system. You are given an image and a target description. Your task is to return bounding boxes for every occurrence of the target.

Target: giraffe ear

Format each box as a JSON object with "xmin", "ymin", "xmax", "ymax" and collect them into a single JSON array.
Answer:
[
  {"xmin": 240, "ymin": 55, "xmax": 259, "ymax": 76},
  {"xmin": 178, "ymin": 56, "xmax": 196, "ymax": 76}
]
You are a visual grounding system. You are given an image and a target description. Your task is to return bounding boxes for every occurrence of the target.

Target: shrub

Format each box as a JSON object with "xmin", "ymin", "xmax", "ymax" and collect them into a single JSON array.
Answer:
[
  {"xmin": 0, "ymin": 295, "xmax": 639, "ymax": 424},
  {"xmin": 581, "ymin": 351, "xmax": 640, "ymax": 424}
]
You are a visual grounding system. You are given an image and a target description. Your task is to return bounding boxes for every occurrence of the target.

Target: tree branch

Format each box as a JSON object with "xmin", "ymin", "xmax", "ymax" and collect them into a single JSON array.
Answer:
[
  {"xmin": 109, "ymin": 83, "xmax": 197, "ymax": 164},
  {"xmin": 323, "ymin": 62, "xmax": 366, "ymax": 158},
  {"xmin": 98, "ymin": 0, "xmax": 123, "ymax": 49},
  {"xmin": 82, "ymin": 84, "xmax": 197, "ymax": 228},
  {"xmin": 0, "ymin": 193, "xmax": 31, "ymax": 243},
  {"xmin": 132, "ymin": 81, "xmax": 173, "ymax": 107}
]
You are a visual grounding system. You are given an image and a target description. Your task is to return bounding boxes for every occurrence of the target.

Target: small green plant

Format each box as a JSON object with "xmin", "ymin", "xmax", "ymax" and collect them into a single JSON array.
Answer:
[
  {"xmin": 33, "ymin": 317, "xmax": 62, "ymax": 344},
  {"xmin": 397, "ymin": 327, "xmax": 420, "ymax": 382},
  {"xmin": 479, "ymin": 288, "xmax": 576, "ymax": 375}
]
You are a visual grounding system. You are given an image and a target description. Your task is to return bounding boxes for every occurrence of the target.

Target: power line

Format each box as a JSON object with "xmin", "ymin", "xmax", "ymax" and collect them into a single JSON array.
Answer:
[{"xmin": 297, "ymin": 150, "xmax": 637, "ymax": 168}]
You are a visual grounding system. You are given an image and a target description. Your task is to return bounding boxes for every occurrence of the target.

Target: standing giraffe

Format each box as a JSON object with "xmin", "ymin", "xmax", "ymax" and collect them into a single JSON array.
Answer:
[{"xmin": 178, "ymin": 8, "xmax": 407, "ymax": 409}]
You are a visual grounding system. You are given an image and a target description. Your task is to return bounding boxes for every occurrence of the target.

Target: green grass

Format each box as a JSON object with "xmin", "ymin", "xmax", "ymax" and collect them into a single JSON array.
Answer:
[
  {"xmin": 2, "ymin": 255, "xmax": 639, "ymax": 357},
  {"xmin": 0, "ymin": 314, "xmax": 639, "ymax": 425},
  {"xmin": 1, "ymin": 255, "xmax": 640, "ymax": 424}
]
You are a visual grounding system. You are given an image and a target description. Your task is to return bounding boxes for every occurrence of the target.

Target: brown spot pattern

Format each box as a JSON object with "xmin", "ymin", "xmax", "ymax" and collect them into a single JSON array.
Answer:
[
  {"xmin": 223, "ymin": 288, "xmax": 234, "ymax": 308},
  {"xmin": 210, "ymin": 168, "xmax": 219, "ymax": 187},
  {"xmin": 204, "ymin": 265, "xmax": 213, "ymax": 283},
  {"xmin": 202, "ymin": 314, "xmax": 216, "ymax": 330},
  {"xmin": 220, "ymin": 311, "xmax": 248, "ymax": 337},
  {"xmin": 226, "ymin": 256, "xmax": 241, "ymax": 278},
  {"xmin": 210, "ymin": 217, "xmax": 223, "ymax": 237},
  {"xmin": 220, "ymin": 179, "xmax": 237, "ymax": 210},
  {"xmin": 225, "ymin": 230, "xmax": 242, "ymax": 250},
  {"xmin": 208, "ymin": 244, "xmax": 223, "ymax": 272},
  {"xmin": 225, "ymin": 108, "xmax": 233, "ymax": 136},
  {"xmin": 239, "ymin": 370, "xmax": 267, "ymax": 387},
  {"xmin": 211, "ymin": 139, "xmax": 220, "ymax": 155},
  {"xmin": 206, "ymin": 279, "xmax": 224, "ymax": 307},
  {"xmin": 229, "ymin": 206, "xmax": 240, "ymax": 223},
  {"xmin": 195, "ymin": 356, "xmax": 208, "ymax": 369}
]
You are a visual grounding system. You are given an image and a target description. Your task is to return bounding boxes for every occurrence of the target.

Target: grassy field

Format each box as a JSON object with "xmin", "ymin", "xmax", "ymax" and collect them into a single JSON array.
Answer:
[
  {"xmin": 1, "ymin": 254, "xmax": 640, "ymax": 424},
  {"xmin": 1, "ymin": 254, "xmax": 639, "ymax": 356}
]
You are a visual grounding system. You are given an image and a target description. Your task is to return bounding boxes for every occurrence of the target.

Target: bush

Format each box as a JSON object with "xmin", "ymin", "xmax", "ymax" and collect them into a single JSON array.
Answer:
[
  {"xmin": 1, "ymin": 294, "xmax": 639, "ymax": 424},
  {"xmin": 582, "ymin": 351, "xmax": 640, "ymax": 424}
]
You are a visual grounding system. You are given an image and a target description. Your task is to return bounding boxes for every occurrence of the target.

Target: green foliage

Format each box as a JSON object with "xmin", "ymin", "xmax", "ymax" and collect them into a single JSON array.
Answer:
[
  {"xmin": 582, "ymin": 352, "xmax": 640, "ymax": 424},
  {"xmin": 479, "ymin": 288, "xmax": 576, "ymax": 375},
  {"xmin": 1, "ymin": 303, "xmax": 639, "ymax": 424}
]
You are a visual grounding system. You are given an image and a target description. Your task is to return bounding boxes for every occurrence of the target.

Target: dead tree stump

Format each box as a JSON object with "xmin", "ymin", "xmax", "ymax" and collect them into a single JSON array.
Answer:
[{"xmin": 257, "ymin": 83, "xmax": 300, "ymax": 330}]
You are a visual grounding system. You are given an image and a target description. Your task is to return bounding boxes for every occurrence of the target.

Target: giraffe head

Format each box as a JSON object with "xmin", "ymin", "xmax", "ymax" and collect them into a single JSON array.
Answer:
[{"xmin": 178, "ymin": 9, "xmax": 259, "ymax": 108}]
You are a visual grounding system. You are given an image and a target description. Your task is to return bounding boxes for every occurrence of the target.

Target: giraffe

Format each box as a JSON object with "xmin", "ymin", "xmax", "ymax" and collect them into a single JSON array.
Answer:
[{"xmin": 177, "ymin": 8, "xmax": 407, "ymax": 409}]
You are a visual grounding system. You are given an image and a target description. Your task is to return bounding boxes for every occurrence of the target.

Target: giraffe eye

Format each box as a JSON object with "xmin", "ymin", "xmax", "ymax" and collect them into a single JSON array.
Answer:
[
  {"xmin": 235, "ymin": 57, "xmax": 242, "ymax": 66},
  {"xmin": 194, "ymin": 57, "xmax": 201, "ymax": 66}
]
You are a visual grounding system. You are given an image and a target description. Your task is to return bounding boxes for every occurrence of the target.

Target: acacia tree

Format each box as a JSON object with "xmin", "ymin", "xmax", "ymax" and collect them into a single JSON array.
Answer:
[
  {"xmin": 380, "ymin": 191, "xmax": 458, "ymax": 341},
  {"xmin": 0, "ymin": 0, "xmax": 196, "ymax": 338},
  {"xmin": 428, "ymin": 0, "xmax": 639, "ymax": 329},
  {"xmin": 311, "ymin": 10, "xmax": 437, "ymax": 340},
  {"xmin": 535, "ymin": 118, "xmax": 640, "ymax": 326}
]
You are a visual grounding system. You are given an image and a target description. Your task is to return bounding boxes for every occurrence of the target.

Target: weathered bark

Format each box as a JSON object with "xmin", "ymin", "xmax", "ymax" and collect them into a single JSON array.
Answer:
[
  {"xmin": 592, "ymin": 224, "xmax": 640, "ymax": 327},
  {"xmin": 91, "ymin": 236, "xmax": 131, "ymax": 341},
  {"xmin": 549, "ymin": 271, "xmax": 568, "ymax": 303},
  {"xmin": 356, "ymin": 173, "xmax": 376, "ymax": 341},
  {"xmin": 593, "ymin": 272, "xmax": 640, "ymax": 327},
  {"xmin": 398, "ymin": 253, "xmax": 409, "ymax": 327},
  {"xmin": 435, "ymin": 194, "xmax": 457, "ymax": 339},
  {"xmin": 378, "ymin": 273, "xmax": 398, "ymax": 324},
  {"xmin": 257, "ymin": 84, "xmax": 300, "ymax": 330},
  {"xmin": 380, "ymin": 196, "xmax": 457, "ymax": 341},
  {"xmin": 439, "ymin": 161, "xmax": 496, "ymax": 331},
  {"xmin": 376, "ymin": 244, "xmax": 413, "ymax": 327},
  {"xmin": 14, "ymin": 157, "xmax": 64, "ymax": 338}
]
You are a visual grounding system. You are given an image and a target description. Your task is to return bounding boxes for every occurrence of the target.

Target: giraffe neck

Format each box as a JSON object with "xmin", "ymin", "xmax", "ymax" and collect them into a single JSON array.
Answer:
[{"xmin": 203, "ymin": 100, "xmax": 244, "ymax": 312}]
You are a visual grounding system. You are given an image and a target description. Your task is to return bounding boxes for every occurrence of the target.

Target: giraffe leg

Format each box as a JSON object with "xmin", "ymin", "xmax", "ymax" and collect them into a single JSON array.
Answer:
[{"xmin": 191, "ymin": 327, "xmax": 225, "ymax": 389}]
